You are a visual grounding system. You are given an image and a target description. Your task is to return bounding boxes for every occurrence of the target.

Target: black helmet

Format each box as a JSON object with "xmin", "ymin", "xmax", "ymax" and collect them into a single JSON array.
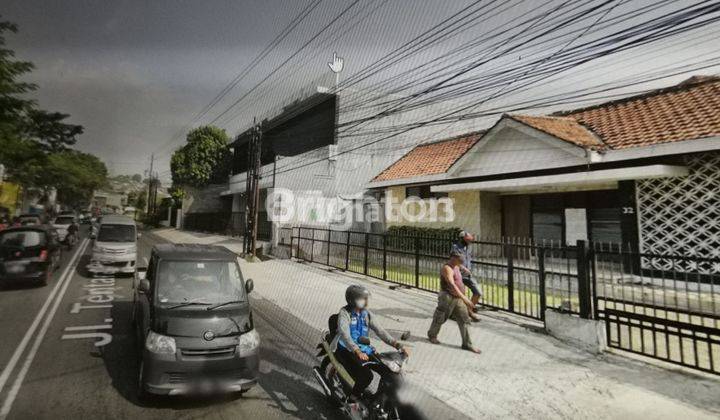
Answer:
[{"xmin": 345, "ymin": 284, "xmax": 370, "ymax": 306}]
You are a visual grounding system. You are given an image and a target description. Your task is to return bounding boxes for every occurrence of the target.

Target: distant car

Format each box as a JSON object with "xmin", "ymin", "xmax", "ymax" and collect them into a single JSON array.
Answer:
[
  {"xmin": 52, "ymin": 215, "xmax": 79, "ymax": 247},
  {"xmin": 79, "ymin": 213, "xmax": 92, "ymax": 224},
  {"xmin": 133, "ymin": 243, "xmax": 258, "ymax": 398},
  {"xmin": 13, "ymin": 214, "xmax": 42, "ymax": 227},
  {"xmin": 87, "ymin": 215, "xmax": 138, "ymax": 276},
  {"xmin": 51, "ymin": 215, "xmax": 77, "ymax": 242},
  {"xmin": 0, "ymin": 226, "xmax": 62, "ymax": 287}
]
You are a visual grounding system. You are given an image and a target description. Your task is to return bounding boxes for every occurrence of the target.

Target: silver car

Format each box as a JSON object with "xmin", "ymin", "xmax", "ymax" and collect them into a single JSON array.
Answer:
[{"xmin": 87, "ymin": 215, "xmax": 139, "ymax": 276}]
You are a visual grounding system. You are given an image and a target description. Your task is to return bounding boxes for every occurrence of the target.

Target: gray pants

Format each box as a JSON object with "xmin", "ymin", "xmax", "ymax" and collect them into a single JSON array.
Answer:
[{"xmin": 428, "ymin": 291, "xmax": 473, "ymax": 348}]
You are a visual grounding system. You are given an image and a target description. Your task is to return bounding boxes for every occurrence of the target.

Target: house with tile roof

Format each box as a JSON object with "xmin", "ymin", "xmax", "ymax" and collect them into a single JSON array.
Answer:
[{"xmin": 368, "ymin": 76, "xmax": 720, "ymax": 264}]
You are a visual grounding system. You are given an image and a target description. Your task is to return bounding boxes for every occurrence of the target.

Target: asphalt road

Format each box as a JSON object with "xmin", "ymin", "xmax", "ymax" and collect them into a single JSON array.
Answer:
[{"xmin": 0, "ymin": 228, "xmax": 461, "ymax": 420}]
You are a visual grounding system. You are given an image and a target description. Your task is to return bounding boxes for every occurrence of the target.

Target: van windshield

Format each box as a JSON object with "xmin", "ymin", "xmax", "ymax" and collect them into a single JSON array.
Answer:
[
  {"xmin": 156, "ymin": 260, "xmax": 245, "ymax": 306},
  {"xmin": 97, "ymin": 224, "xmax": 135, "ymax": 242}
]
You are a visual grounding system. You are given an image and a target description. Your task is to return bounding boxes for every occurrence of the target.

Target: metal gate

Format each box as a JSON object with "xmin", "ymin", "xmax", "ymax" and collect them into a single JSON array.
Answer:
[
  {"xmin": 281, "ymin": 227, "xmax": 720, "ymax": 375},
  {"xmin": 592, "ymin": 246, "xmax": 720, "ymax": 375}
]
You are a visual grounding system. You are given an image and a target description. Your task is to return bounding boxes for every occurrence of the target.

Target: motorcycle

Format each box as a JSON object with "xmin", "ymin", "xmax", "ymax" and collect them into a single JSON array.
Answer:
[{"xmin": 313, "ymin": 319, "xmax": 408, "ymax": 420}]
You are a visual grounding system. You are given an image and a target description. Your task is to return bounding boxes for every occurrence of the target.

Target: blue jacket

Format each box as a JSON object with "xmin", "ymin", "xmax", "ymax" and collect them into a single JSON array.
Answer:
[
  {"xmin": 335, "ymin": 306, "xmax": 396, "ymax": 355},
  {"xmin": 338, "ymin": 309, "xmax": 373, "ymax": 354}
]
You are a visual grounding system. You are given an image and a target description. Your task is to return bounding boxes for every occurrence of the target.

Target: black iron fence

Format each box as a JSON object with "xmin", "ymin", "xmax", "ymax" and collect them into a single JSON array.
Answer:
[
  {"xmin": 592, "ymin": 243, "xmax": 720, "ymax": 375},
  {"xmin": 182, "ymin": 211, "xmax": 272, "ymax": 241},
  {"xmin": 280, "ymin": 226, "xmax": 720, "ymax": 375},
  {"xmin": 281, "ymin": 227, "xmax": 585, "ymax": 321}
]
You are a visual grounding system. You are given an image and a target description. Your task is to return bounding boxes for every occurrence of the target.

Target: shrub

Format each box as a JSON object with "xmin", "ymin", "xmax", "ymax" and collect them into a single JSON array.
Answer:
[{"xmin": 385, "ymin": 226, "xmax": 461, "ymax": 255}]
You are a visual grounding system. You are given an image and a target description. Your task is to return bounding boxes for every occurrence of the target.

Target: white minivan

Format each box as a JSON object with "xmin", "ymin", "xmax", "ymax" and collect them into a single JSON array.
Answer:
[{"xmin": 87, "ymin": 215, "xmax": 139, "ymax": 276}]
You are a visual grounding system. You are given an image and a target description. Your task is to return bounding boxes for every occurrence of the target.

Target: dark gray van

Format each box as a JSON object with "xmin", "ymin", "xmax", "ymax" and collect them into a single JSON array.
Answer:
[{"xmin": 132, "ymin": 243, "xmax": 258, "ymax": 397}]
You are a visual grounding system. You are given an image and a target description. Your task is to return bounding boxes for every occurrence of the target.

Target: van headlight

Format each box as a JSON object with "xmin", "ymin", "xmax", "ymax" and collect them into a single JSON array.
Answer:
[
  {"xmin": 237, "ymin": 329, "xmax": 260, "ymax": 356},
  {"xmin": 145, "ymin": 331, "xmax": 176, "ymax": 354}
]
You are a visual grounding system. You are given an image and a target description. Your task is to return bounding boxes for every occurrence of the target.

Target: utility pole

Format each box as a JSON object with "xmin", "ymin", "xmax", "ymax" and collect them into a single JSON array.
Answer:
[
  {"xmin": 146, "ymin": 154, "xmax": 154, "ymax": 215},
  {"xmin": 244, "ymin": 119, "xmax": 262, "ymax": 257}
]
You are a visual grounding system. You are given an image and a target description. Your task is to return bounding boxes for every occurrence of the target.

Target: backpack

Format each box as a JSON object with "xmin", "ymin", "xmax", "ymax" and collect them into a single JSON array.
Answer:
[{"xmin": 327, "ymin": 313, "xmax": 338, "ymax": 335}]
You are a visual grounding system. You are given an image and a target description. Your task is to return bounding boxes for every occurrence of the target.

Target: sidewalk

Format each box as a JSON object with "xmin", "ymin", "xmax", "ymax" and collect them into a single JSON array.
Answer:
[{"xmin": 151, "ymin": 228, "xmax": 720, "ymax": 420}]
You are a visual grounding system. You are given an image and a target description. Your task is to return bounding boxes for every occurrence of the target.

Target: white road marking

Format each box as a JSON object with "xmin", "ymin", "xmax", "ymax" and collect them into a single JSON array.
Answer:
[
  {"xmin": 0, "ymin": 239, "xmax": 89, "ymax": 419},
  {"xmin": 63, "ymin": 324, "xmax": 112, "ymax": 331},
  {"xmin": 0, "ymin": 238, "xmax": 89, "ymax": 396}
]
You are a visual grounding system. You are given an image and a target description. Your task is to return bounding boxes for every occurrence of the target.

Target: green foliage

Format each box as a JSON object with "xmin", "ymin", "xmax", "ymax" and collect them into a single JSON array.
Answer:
[
  {"xmin": 170, "ymin": 126, "xmax": 231, "ymax": 188},
  {"xmin": 386, "ymin": 225, "xmax": 461, "ymax": 239},
  {"xmin": 131, "ymin": 173, "xmax": 142, "ymax": 183},
  {"xmin": 385, "ymin": 226, "xmax": 461, "ymax": 254},
  {"xmin": 134, "ymin": 189, "xmax": 147, "ymax": 212},
  {"xmin": 168, "ymin": 185, "xmax": 185, "ymax": 207},
  {"xmin": 46, "ymin": 150, "xmax": 108, "ymax": 209},
  {"xmin": 0, "ymin": 18, "xmax": 87, "ymax": 190}
]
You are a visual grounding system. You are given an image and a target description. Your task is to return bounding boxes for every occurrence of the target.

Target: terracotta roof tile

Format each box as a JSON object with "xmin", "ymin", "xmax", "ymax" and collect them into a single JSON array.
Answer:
[
  {"xmin": 370, "ymin": 76, "xmax": 720, "ymax": 183},
  {"xmin": 372, "ymin": 132, "xmax": 482, "ymax": 182},
  {"xmin": 509, "ymin": 114, "xmax": 605, "ymax": 149},
  {"xmin": 562, "ymin": 77, "xmax": 720, "ymax": 149}
]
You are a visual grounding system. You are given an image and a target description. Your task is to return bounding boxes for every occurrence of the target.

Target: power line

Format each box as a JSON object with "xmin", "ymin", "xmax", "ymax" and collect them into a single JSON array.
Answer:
[{"xmin": 151, "ymin": 0, "xmax": 324, "ymax": 156}]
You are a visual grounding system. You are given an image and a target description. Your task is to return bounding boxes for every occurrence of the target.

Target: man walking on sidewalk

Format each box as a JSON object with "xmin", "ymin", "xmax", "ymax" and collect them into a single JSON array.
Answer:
[
  {"xmin": 452, "ymin": 230, "xmax": 482, "ymax": 321},
  {"xmin": 428, "ymin": 250, "xmax": 481, "ymax": 354}
]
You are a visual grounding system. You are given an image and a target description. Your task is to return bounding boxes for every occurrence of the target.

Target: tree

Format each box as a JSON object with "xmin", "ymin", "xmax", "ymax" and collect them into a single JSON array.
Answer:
[
  {"xmin": 46, "ymin": 150, "xmax": 108, "ymax": 209},
  {"xmin": 134, "ymin": 190, "xmax": 147, "ymax": 213},
  {"xmin": 168, "ymin": 185, "xmax": 185, "ymax": 207},
  {"xmin": 170, "ymin": 125, "xmax": 231, "ymax": 188},
  {"xmin": 0, "ymin": 18, "xmax": 84, "ymax": 185},
  {"xmin": 131, "ymin": 173, "xmax": 142, "ymax": 183}
]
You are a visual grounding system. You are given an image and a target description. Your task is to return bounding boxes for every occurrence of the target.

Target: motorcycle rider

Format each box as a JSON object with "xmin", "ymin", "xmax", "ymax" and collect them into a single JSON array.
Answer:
[
  {"xmin": 67, "ymin": 218, "xmax": 80, "ymax": 246},
  {"xmin": 334, "ymin": 285, "xmax": 408, "ymax": 400}
]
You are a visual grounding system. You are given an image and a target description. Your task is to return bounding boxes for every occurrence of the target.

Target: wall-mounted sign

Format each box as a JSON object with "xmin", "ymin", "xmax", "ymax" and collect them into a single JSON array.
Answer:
[{"xmin": 565, "ymin": 208, "xmax": 588, "ymax": 245}]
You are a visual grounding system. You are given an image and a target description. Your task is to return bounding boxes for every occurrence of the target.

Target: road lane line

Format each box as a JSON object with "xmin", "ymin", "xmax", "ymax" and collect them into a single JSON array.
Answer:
[
  {"xmin": 0, "ymin": 238, "xmax": 89, "ymax": 396},
  {"xmin": 0, "ymin": 239, "xmax": 89, "ymax": 419}
]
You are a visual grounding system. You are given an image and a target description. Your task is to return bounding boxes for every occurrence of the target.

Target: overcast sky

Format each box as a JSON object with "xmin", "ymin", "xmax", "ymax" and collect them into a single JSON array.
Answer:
[{"xmin": 3, "ymin": 0, "xmax": 719, "ymax": 181}]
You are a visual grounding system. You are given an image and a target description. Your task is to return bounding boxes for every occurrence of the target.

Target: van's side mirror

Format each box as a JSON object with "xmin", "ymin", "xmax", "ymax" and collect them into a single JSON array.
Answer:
[
  {"xmin": 245, "ymin": 278, "xmax": 254, "ymax": 294},
  {"xmin": 138, "ymin": 279, "xmax": 150, "ymax": 294},
  {"xmin": 137, "ymin": 233, "xmax": 142, "ymax": 239}
]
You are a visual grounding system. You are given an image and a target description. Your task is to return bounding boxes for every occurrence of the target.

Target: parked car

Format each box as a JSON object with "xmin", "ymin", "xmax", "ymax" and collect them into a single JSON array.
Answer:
[
  {"xmin": 133, "ymin": 243, "xmax": 258, "ymax": 397},
  {"xmin": 87, "ymin": 215, "xmax": 138, "ymax": 276},
  {"xmin": 0, "ymin": 226, "xmax": 62, "ymax": 287},
  {"xmin": 13, "ymin": 214, "xmax": 42, "ymax": 227}
]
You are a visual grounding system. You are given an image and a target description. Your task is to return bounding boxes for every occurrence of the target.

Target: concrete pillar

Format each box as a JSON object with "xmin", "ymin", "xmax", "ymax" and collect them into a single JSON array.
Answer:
[{"xmin": 479, "ymin": 191, "xmax": 501, "ymax": 239}]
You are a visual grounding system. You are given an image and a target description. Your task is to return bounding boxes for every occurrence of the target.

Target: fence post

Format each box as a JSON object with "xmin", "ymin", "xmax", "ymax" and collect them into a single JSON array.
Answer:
[
  {"xmin": 538, "ymin": 247, "xmax": 546, "ymax": 322},
  {"xmin": 506, "ymin": 243, "xmax": 514, "ymax": 312},
  {"xmin": 576, "ymin": 239, "xmax": 591, "ymax": 319},
  {"xmin": 310, "ymin": 228, "xmax": 315, "ymax": 263},
  {"xmin": 363, "ymin": 232, "xmax": 369, "ymax": 275},
  {"xmin": 589, "ymin": 243, "xmax": 598, "ymax": 320},
  {"xmin": 345, "ymin": 231, "xmax": 350, "ymax": 271},
  {"xmin": 414, "ymin": 237, "xmax": 420, "ymax": 288},
  {"xmin": 290, "ymin": 228, "xmax": 294, "ymax": 259},
  {"xmin": 382, "ymin": 234, "xmax": 387, "ymax": 281},
  {"xmin": 326, "ymin": 229, "xmax": 331, "ymax": 266}
]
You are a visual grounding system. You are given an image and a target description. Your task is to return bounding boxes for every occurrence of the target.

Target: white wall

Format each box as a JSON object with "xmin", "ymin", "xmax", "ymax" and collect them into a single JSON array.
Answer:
[{"xmin": 453, "ymin": 126, "xmax": 588, "ymax": 179}]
